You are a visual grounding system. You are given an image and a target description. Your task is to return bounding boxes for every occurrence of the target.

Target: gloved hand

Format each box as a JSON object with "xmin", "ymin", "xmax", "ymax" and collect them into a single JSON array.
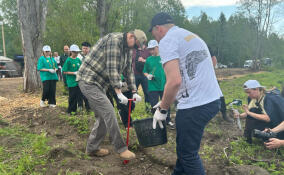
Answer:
[
  {"xmin": 48, "ymin": 69, "xmax": 55, "ymax": 73},
  {"xmin": 73, "ymin": 71, "xmax": 78, "ymax": 75},
  {"xmin": 146, "ymin": 74, "xmax": 154, "ymax": 80},
  {"xmin": 153, "ymin": 107, "xmax": 167, "ymax": 129},
  {"xmin": 153, "ymin": 101, "xmax": 161, "ymax": 109},
  {"xmin": 133, "ymin": 93, "xmax": 142, "ymax": 103},
  {"xmin": 117, "ymin": 93, "xmax": 128, "ymax": 105}
]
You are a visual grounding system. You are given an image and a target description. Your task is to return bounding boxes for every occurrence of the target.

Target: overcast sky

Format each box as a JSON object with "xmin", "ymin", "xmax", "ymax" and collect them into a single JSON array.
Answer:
[
  {"xmin": 180, "ymin": 0, "xmax": 283, "ymax": 35},
  {"xmin": 180, "ymin": 0, "xmax": 238, "ymax": 7}
]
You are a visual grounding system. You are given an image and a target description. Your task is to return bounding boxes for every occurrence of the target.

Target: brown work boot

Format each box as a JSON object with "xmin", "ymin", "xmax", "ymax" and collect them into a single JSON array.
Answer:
[
  {"xmin": 86, "ymin": 148, "xmax": 109, "ymax": 157},
  {"xmin": 120, "ymin": 150, "xmax": 136, "ymax": 160}
]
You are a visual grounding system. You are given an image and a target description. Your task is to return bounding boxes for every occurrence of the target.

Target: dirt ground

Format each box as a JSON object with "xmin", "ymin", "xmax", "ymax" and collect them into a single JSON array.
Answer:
[{"xmin": 0, "ymin": 69, "xmax": 269, "ymax": 175}]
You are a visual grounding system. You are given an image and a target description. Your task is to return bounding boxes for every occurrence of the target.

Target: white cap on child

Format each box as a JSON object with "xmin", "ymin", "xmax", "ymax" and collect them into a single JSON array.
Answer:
[{"xmin": 147, "ymin": 40, "xmax": 158, "ymax": 49}]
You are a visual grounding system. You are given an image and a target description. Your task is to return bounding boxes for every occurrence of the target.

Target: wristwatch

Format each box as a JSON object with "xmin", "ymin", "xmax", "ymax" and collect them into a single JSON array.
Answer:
[{"xmin": 158, "ymin": 106, "xmax": 168, "ymax": 114}]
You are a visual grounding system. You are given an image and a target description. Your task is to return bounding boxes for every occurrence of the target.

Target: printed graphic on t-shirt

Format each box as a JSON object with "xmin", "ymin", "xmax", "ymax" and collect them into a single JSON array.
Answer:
[{"xmin": 185, "ymin": 50, "xmax": 208, "ymax": 80}]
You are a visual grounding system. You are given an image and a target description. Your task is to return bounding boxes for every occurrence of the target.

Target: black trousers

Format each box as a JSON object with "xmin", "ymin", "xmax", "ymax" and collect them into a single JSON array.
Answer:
[
  {"xmin": 42, "ymin": 80, "xmax": 57, "ymax": 105},
  {"xmin": 220, "ymin": 96, "xmax": 226, "ymax": 113},
  {"xmin": 244, "ymin": 107, "xmax": 269, "ymax": 143},
  {"xmin": 68, "ymin": 86, "xmax": 83, "ymax": 113},
  {"xmin": 82, "ymin": 95, "xmax": 90, "ymax": 111},
  {"xmin": 135, "ymin": 74, "xmax": 149, "ymax": 103},
  {"xmin": 106, "ymin": 89, "xmax": 135, "ymax": 128}
]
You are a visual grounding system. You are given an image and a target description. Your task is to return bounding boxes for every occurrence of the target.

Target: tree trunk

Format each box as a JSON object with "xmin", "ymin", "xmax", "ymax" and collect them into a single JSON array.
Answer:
[
  {"xmin": 96, "ymin": 0, "xmax": 112, "ymax": 37},
  {"xmin": 17, "ymin": 0, "xmax": 48, "ymax": 92}
]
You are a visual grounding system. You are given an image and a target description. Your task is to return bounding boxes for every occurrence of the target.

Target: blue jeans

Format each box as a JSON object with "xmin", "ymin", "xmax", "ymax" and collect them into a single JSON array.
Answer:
[
  {"xmin": 135, "ymin": 74, "xmax": 149, "ymax": 103},
  {"xmin": 172, "ymin": 99, "xmax": 220, "ymax": 175}
]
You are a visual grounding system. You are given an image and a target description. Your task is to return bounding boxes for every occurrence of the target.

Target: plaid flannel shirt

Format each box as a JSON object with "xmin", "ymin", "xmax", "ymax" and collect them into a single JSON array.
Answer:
[{"xmin": 76, "ymin": 33, "xmax": 137, "ymax": 92}]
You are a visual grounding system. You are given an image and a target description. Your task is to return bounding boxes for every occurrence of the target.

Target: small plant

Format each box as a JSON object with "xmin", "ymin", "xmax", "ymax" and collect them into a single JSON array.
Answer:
[
  {"xmin": 0, "ymin": 126, "xmax": 50, "ymax": 174},
  {"xmin": 59, "ymin": 113, "xmax": 91, "ymax": 134}
]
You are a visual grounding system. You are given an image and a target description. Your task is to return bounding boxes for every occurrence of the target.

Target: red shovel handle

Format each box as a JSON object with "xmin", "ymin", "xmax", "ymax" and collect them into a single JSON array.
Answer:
[{"xmin": 124, "ymin": 98, "xmax": 134, "ymax": 165}]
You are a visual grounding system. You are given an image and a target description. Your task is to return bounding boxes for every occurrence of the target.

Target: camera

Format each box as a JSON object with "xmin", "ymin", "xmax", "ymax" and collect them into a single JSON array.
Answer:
[{"xmin": 253, "ymin": 129, "xmax": 277, "ymax": 142}]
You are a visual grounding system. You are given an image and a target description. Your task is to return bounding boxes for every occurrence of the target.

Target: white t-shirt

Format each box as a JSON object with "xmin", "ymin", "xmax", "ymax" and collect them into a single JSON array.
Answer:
[{"xmin": 159, "ymin": 26, "xmax": 223, "ymax": 109}]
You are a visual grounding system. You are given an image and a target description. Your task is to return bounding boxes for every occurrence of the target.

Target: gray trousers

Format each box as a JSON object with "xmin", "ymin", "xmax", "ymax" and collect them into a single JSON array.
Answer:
[{"xmin": 79, "ymin": 81, "xmax": 127, "ymax": 153}]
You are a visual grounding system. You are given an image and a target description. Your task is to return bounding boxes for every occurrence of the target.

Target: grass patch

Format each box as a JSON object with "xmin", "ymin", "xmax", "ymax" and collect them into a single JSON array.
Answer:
[
  {"xmin": 228, "ymin": 138, "xmax": 284, "ymax": 174},
  {"xmin": 0, "ymin": 123, "xmax": 50, "ymax": 175},
  {"xmin": 219, "ymin": 69, "xmax": 284, "ymax": 174},
  {"xmin": 219, "ymin": 69, "xmax": 284, "ymax": 111},
  {"xmin": 59, "ymin": 112, "xmax": 92, "ymax": 135}
]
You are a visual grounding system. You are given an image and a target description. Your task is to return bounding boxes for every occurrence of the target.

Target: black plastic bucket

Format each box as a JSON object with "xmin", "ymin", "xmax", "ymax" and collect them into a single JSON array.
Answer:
[{"xmin": 132, "ymin": 118, "xmax": 167, "ymax": 147}]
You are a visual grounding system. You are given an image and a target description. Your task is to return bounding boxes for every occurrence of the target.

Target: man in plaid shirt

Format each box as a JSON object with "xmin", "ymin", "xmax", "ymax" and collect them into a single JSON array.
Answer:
[{"xmin": 77, "ymin": 30, "xmax": 146, "ymax": 160}]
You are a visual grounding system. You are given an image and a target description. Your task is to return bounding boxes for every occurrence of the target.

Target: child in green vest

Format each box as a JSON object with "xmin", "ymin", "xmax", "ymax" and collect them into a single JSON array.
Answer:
[
  {"xmin": 62, "ymin": 44, "xmax": 83, "ymax": 114},
  {"xmin": 37, "ymin": 45, "xmax": 58, "ymax": 107},
  {"xmin": 143, "ymin": 40, "xmax": 174, "ymax": 128}
]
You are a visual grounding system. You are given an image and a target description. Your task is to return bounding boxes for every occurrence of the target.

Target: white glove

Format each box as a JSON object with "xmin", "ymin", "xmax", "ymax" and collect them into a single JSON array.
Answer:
[
  {"xmin": 117, "ymin": 93, "xmax": 128, "ymax": 105},
  {"xmin": 119, "ymin": 81, "xmax": 127, "ymax": 88},
  {"xmin": 48, "ymin": 69, "xmax": 55, "ymax": 73},
  {"xmin": 153, "ymin": 108, "xmax": 167, "ymax": 129},
  {"xmin": 133, "ymin": 93, "xmax": 142, "ymax": 103},
  {"xmin": 147, "ymin": 74, "xmax": 154, "ymax": 80},
  {"xmin": 153, "ymin": 101, "xmax": 161, "ymax": 109},
  {"xmin": 73, "ymin": 71, "xmax": 78, "ymax": 75}
]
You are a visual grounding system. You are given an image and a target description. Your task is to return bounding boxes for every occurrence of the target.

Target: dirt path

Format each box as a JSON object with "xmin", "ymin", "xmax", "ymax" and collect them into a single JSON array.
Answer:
[
  {"xmin": 0, "ymin": 77, "xmax": 172, "ymax": 175},
  {"xmin": 215, "ymin": 68, "xmax": 262, "ymax": 80}
]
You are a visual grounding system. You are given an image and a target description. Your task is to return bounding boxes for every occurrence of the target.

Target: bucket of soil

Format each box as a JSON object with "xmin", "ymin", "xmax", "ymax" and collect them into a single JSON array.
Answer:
[{"xmin": 132, "ymin": 118, "xmax": 167, "ymax": 147}]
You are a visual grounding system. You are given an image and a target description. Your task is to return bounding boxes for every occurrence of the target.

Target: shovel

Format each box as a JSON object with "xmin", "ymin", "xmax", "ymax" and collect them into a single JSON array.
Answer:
[{"xmin": 123, "ymin": 98, "xmax": 134, "ymax": 165}]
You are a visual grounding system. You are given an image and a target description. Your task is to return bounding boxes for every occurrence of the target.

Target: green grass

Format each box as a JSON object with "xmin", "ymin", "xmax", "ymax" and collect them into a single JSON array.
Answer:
[
  {"xmin": 227, "ymin": 138, "xmax": 284, "ymax": 174},
  {"xmin": 0, "ymin": 123, "xmax": 50, "ymax": 175},
  {"xmin": 219, "ymin": 69, "xmax": 284, "ymax": 111},
  {"xmin": 59, "ymin": 112, "xmax": 93, "ymax": 135},
  {"xmin": 219, "ymin": 69, "xmax": 284, "ymax": 174}
]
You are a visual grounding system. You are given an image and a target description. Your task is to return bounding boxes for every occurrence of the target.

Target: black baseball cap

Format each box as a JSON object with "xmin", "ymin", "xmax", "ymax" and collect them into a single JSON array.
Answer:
[{"xmin": 149, "ymin": 12, "xmax": 174, "ymax": 32}]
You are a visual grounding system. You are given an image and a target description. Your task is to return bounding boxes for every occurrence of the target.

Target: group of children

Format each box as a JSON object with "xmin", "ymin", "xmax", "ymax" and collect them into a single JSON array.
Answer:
[
  {"xmin": 37, "ymin": 43, "xmax": 90, "ymax": 114},
  {"xmin": 37, "ymin": 39, "xmax": 172, "ymax": 127}
]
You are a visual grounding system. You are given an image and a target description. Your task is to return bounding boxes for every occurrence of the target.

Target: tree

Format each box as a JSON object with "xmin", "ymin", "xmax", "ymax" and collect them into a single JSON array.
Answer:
[
  {"xmin": 0, "ymin": 0, "xmax": 22, "ymax": 58},
  {"xmin": 238, "ymin": 0, "xmax": 283, "ymax": 69},
  {"xmin": 18, "ymin": 0, "xmax": 48, "ymax": 92},
  {"xmin": 96, "ymin": 0, "xmax": 112, "ymax": 37}
]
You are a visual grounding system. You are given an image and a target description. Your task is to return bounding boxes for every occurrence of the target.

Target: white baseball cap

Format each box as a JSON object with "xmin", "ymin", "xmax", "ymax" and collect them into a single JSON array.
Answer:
[
  {"xmin": 243, "ymin": 80, "xmax": 264, "ymax": 89},
  {"xmin": 70, "ymin": 44, "xmax": 81, "ymax": 52},
  {"xmin": 42, "ymin": 45, "xmax": 51, "ymax": 52},
  {"xmin": 147, "ymin": 40, "xmax": 158, "ymax": 49}
]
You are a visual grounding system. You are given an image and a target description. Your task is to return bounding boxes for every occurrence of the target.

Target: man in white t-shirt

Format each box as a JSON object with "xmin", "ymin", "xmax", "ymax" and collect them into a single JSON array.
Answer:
[{"xmin": 149, "ymin": 12, "xmax": 222, "ymax": 175}]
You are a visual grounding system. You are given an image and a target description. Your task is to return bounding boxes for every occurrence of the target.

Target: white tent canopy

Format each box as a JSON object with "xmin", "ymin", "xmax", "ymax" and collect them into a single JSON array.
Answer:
[{"xmin": 0, "ymin": 56, "xmax": 13, "ymax": 63}]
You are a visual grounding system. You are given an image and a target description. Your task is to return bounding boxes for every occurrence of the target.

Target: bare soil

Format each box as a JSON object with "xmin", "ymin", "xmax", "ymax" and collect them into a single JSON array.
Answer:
[{"xmin": 0, "ymin": 69, "xmax": 269, "ymax": 175}]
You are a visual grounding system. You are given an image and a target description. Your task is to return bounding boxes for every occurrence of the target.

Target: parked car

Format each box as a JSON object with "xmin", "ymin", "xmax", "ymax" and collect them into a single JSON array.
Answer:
[
  {"xmin": 262, "ymin": 58, "xmax": 272, "ymax": 66},
  {"xmin": 217, "ymin": 63, "xmax": 228, "ymax": 69},
  {"xmin": 244, "ymin": 60, "xmax": 253, "ymax": 68}
]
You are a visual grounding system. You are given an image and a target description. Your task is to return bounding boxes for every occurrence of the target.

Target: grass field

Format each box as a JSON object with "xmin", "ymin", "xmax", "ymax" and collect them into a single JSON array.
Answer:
[{"xmin": 1, "ymin": 69, "xmax": 284, "ymax": 174}]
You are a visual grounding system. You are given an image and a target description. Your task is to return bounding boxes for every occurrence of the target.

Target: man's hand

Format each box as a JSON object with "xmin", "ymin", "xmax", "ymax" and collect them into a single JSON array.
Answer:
[
  {"xmin": 48, "ymin": 69, "xmax": 56, "ymax": 73},
  {"xmin": 146, "ymin": 74, "xmax": 154, "ymax": 80},
  {"xmin": 117, "ymin": 93, "xmax": 128, "ymax": 105},
  {"xmin": 133, "ymin": 93, "xmax": 142, "ymax": 103},
  {"xmin": 264, "ymin": 138, "xmax": 284, "ymax": 149},
  {"xmin": 73, "ymin": 71, "xmax": 78, "ymax": 75},
  {"xmin": 153, "ymin": 108, "xmax": 167, "ymax": 129}
]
